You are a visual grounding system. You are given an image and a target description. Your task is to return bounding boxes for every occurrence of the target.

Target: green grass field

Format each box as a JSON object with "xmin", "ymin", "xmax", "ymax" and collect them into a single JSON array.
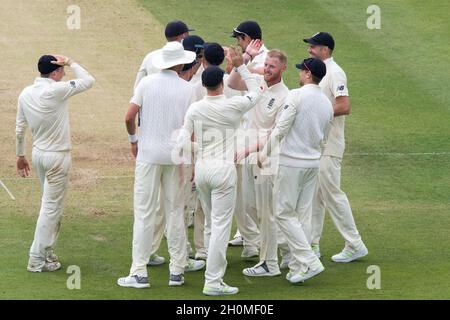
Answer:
[{"xmin": 1, "ymin": 0, "xmax": 449, "ymax": 300}]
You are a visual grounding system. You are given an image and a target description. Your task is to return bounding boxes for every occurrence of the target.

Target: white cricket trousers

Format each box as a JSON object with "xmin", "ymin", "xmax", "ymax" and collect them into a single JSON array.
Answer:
[
  {"xmin": 233, "ymin": 164, "xmax": 260, "ymax": 249},
  {"xmin": 274, "ymin": 166, "xmax": 322, "ymax": 274},
  {"xmin": 129, "ymin": 162, "xmax": 187, "ymax": 277},
  {"xmin": 252, "ymin": 166, "xmax": 279, "ymax": 272},
  {"xmin": 195, "ymin": 162, "xmax": 236, "ymax": 289},
  {"xmin": 29, "ymin": 148, "xmax": 71, "ymax": 269},
  {"xmin": 311, "ymin": 155, "xmax": 363, "ymax": 251}
]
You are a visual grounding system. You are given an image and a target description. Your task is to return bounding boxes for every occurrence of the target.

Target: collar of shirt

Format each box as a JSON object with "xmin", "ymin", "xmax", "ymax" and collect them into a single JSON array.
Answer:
[
  {"xmin": 302, "ymin": 83, "xmax": 321, "ymax": 90},
  {"xmin": 323, "ymin": 57, "xmax": 334, "ymax": 65},
  {"xmin": 266, "ymin": 78, "xmax": 286, "ymax": 92},
  {"xmin": 160, "ymin": 69, "xmax": 180, "ymax": 77},
  {"xmin": 205, "ymin": 94, "xmax": 226, "ymax": 100},
  {"xmin": 34, "ymin": 77, "xmax": 55, "ymax": 85}
]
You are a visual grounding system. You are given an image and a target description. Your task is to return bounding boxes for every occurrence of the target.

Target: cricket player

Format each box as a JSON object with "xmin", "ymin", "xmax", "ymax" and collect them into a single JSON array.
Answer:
[
  {"xmin": 228, "ymin": 49, "xmax": 289, "ymax": 275},
  {"xmin": 176, "ymin": 47, "xmax": 262, "ymax": 295},
  {"xmin": 303, "ymin": 32, "xmax": 368, "ymax": 262},
  {"xmin": 118, "ymin": 42, "xmax": 204, "ymax": 289},
  {"xmin": 231, "ymin": 20, "xmax": 269, "ymax": 74},
  {"xmin": 258, "ymin": 57, "xmax": 333, "ymax": 283},
  {"xmin": 229, "ymin": 21, "xmax": 269, "ymax": 247},
  {"xmin": 16, "ymin": 54, "xmax": 95, "ymax": 272},
  {"xmin": 134, "ymin": 20, "xmax": 194, "ymax": 267}
]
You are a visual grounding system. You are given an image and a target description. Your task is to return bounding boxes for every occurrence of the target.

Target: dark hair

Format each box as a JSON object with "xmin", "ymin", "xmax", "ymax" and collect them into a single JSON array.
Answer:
[
  {"xmin": 204, "ymin": 82, "xmax": 223, "ymax": 91},
  {"xmin": 311, "ymin": 75, "xmax": 322, "ymax": 84}
]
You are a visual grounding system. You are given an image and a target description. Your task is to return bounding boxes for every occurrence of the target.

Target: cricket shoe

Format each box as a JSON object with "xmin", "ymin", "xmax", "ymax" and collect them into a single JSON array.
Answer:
[
  {"xmin": 228, "ymin": 235, "xmax": 243, "ymax": 246},
  {"xmin": 117, "ymin": 275, "xmax": 150, "ymax": 288},
  {"xmin": 332, "ymin": 244, "xmax": 368, "ymax": 263},
  {"xmin": 311, "ymin": 245, "xmax": 321, "ymax": 259},
  {"xmin": 203, "ymin": 281, "xmax": 239, "ymax": 296},
  {"xmin": 27, "ymin": 261, "xmax": 61, "ymax": 272},
  {"xmin": 185, "ymin": 259, "xmax": 205, "ymax": 272},
  {"xmin": 169, "ymin": 273, "xmax": 185, "ymax": 286},
  {"xmin": 147, "ymin": 253, "xmax": 165, "ymax": 266},
  {"xmin": 286, "ymin": 264, "xmax": 325, "ymax": 283},
  {"xmin": 243, "ymin": 262, "xmax": 281, "ymax": 277},
  {"xmin": 241, "ymin": 246, "xmax": 259, "ymax": 260}
]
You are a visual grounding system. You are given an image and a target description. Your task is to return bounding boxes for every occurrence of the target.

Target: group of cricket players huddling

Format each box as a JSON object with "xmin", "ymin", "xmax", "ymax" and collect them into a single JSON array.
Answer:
[
  {"xmin": 118, "ymin": 19, "xmax": 369, "ymax": 295},
  {"xmin": 16, "ymin": 18, "xmax": 368, "ymax": 297}
]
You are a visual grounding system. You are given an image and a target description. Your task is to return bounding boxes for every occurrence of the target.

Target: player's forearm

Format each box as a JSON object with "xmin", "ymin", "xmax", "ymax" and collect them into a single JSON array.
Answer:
[
  {"xmin": 227, "ymin": 69, "xmax": 247, "ymax": 91},
  {"xmin": 15, "ymin": 133, "xmax": 26, "ymax": 156},
  {"xmin": 333, "ymin": 97, "xmax": 351, "ymax": 116},
  {"xmin": 71, "ymin": 62, "xmax": 95, "ymax": 90},
  {"xmin": 238, "ymin": 65, "xmax": 261, "ymax": 105}
]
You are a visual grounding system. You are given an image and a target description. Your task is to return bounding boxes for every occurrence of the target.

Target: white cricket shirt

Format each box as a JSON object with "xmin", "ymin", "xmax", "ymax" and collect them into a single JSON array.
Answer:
[
  {"xmin": 131, "ymin": 70, "xmax": 194, "ymax": 164},
  {"xmin": 320, "ymin": 57, "xmax": 349, "ymax": 158},
  {"xmin": 177, "ymin": 65, "xmax": 262, "ymax": 165},
  {"xmin": 16, "ymin": 63, "xmax": 95, "ymax": 156},
  {"xmin": 262, "ymin": 84, "xmax": 333, "ymax": 168}
]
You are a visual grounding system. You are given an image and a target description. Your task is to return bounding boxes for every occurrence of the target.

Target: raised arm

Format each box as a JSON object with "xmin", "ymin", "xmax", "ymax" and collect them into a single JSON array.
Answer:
[
  {"xmin": 228, "ymin": 46, "xmax": 262, "ymax": 114},
  {"xmin": 49, "ymin": 55, "xmax": 95, "ymax": 100}
]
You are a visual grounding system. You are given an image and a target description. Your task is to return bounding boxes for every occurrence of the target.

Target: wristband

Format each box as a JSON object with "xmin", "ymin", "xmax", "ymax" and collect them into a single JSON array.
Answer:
[{"xmin": 128, "ymin": 134, "xmax": 138, "ymax": 143}]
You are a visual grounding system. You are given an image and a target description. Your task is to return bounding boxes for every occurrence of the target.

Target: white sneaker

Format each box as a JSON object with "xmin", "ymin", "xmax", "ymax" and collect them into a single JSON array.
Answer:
[
  {"xmin": 228, "ymin": 235, "xmax": 243, "ymax": 246},
  {"xmin": 279, "ymin": 253, "xmax": 291, "ymax": 270},
  {"xmin": 117, "ymin": 275, "xmax": 150, "ymax": 288},
  {"xmin": 147, "ymin": 253, "xmax": 165, "ymax": 266},
  {"xmin": 203, "ymin": 281, "xmax": 239, "ymax": 296},
  {"xmin": 241, "ymin": 247, "xmax": 259, "ymax": 259},
  {"xmin": 287, "ymin": 264, "xmax": 325, "ymax": 283},
  {"xmin": 195, "ymin": 252, "xmax": 207, "ymax": 260},
  {"xmin": 243, "ymin": 262, "xmax": 281, "ymax": 277},
  {"xmin": 27, "ymin": 261, "xmax": 61, "ymax": 272},
  {"xmin": 185, "ymin": 259, "xmax": 205, "ymax": 272},
  {"xmin": 169, "ymin": 273, "xmax": 185, "ymax": 286},
  {"xmin": 332, "ymin": 244, "xmax": 368, "ymax": 263},
  {"xmin": 311, "ymin": 245, "xmax": 321, "ymax": 259}
]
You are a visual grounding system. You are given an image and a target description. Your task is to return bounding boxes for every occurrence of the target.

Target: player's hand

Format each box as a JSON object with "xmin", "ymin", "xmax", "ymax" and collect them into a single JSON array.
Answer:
[
  {"xmin": 245, "ymin": 39, "xmax": 263, "ymax": 59},
  {"xmin": 16, "ymin": 156, "xmax": 30, "ymax": 178},
  {"xmin": 223, "ymin": 47, "xmax": 233, "ymax": 74},
  {"xmin": 51, "ymin": 55, "xmax": 73, "ymax": 66},
  {"xmin": 130, "ymin": 142, "xmax": 138, "ymax": 159},
  {"xmin": 229, "ymin": 46, "xmax": 244, "ymax": 68}
]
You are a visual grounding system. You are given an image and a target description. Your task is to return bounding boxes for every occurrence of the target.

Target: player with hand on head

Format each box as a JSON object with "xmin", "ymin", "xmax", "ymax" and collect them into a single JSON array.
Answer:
[{"xmin": 16, "ymin": 54, "xmax": 95, "ymax": 272}]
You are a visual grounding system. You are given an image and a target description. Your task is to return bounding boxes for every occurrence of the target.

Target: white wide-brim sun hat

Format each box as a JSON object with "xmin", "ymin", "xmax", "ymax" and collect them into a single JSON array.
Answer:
[{"xmin": 153, "ymin": 41, "xmax": 196, "ymax": 70}]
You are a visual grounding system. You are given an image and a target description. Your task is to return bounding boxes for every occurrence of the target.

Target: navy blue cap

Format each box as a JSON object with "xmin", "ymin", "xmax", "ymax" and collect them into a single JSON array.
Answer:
[
  {"xmin": 202, "ymin": 66, "xmax": 224, "ymax": 88},
  {"xmin": 231, "ymin": 20, "xmax": 262, "ymax": 40},
  {"xmin": 303, "ymin": 32, "xmax": 335, "ymax": 50},
  {"xmin": 165, "ymin": 20, "xmax": 194, "ymax": 38},
  {"xmin": 38, "ymin": 55, "xmax": 60, "ymax": 74},
  {"xmin": 203, "ymin": 43, "xmax": 224, "ymax": 66},
  {"xmin": 182, "ymin": 35, "xmax": 204, "ymax": 55},
  {"xmin": 295, "ymin": 58, "xmax": 327, "ymax": 80}
]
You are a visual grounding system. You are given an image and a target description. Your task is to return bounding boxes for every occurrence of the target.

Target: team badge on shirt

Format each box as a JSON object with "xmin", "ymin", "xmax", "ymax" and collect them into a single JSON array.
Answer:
[
  {"xmin": 70, "ymin": 81, "xmax": 76, "ymax": 88},
  {"xmin": 337, "ymin": 85, "xmax": 345, "ymax": 92},
  {"xmin": 267, "ymin": 98, "xmax": 275, "ymax": 110}
]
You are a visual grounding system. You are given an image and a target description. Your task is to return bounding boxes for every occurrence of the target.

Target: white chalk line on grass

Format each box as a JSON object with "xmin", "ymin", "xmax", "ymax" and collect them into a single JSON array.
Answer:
[
  {"xmin": 1, "ymin": 151, "xmax": 449, "ymax": 183},
  {"xmin": 0, "ymin": 179, "xmax": 16, "ymax": 200}
]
